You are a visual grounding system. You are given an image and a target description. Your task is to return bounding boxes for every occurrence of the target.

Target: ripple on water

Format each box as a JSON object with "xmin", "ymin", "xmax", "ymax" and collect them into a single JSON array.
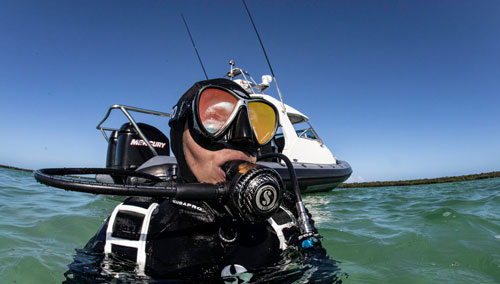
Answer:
[
  {"xmin": 307, "ymin": 178, "xmax": 500, "ymax": 284},
  {"xmin": 2, "ymin": 168, "xmax": 500, "ymax": 283}
]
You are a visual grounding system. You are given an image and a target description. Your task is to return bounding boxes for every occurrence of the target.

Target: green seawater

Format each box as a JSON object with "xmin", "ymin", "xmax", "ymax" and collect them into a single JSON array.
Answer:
[{"xmin": 0, "ymin": 167, "xmax": 499, "ymax": 283}]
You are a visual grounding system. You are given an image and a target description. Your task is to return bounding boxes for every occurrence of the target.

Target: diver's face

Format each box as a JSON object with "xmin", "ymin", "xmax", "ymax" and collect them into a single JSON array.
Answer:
[{"xmin": 182, "ymin": 123, "xmax": 256, "ymax": 184}]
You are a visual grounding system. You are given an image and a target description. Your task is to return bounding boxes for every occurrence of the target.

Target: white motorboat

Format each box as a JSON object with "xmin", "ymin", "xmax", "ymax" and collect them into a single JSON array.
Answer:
[
  {"xmin": 226, "ymin": 65, "xmax": 352, "ymax": 192},
  {"xmin": 95, "ymin": 64, "xmax": 351, "ymax": 193}
]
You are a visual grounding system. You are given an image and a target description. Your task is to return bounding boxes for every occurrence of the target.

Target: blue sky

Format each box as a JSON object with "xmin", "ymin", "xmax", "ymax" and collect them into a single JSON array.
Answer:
[{"xmin": 1, "ymin": 0, "xmax": 499, "ymax": 182}]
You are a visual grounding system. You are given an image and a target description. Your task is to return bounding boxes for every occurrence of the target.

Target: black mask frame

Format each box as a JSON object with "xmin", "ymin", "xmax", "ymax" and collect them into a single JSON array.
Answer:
[{"xmin": 170, "ymin": 83, "xmax": 279, "ymax": 156}]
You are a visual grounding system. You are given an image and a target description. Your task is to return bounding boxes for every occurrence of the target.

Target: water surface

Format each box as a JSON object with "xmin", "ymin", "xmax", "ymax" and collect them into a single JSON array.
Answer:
[{"xmin": 0, "ymin": 167, "xmax": 499, "ymax": 283}]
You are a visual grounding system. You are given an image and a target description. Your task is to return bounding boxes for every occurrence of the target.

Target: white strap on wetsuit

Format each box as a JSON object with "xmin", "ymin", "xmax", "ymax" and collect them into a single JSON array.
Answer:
[
  {"xmin": 104, "ymin": 202, "xmax": 159, "ymax": 276},
  {"xmin": 267, "ymin": 207, "xmax": 297, "ymax": 250}
]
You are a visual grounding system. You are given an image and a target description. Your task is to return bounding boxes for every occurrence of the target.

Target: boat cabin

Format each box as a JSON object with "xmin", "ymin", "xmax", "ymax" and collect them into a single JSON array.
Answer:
[{"xmin": 250, "ymin": 94, "xmax": 337, "ymax": 165}]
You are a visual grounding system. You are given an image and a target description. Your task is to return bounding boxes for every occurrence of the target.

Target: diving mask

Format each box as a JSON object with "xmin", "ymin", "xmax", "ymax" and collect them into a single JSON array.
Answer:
[{"xmin": 170, "ymin": 84, "xmax": 279, "ymax": 150}]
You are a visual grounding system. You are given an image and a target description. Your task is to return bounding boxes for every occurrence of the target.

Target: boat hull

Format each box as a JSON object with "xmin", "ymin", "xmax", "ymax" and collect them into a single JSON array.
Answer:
[{"xmin": 258, "ymin": 160, "xmax": 352, "ymax": 193}]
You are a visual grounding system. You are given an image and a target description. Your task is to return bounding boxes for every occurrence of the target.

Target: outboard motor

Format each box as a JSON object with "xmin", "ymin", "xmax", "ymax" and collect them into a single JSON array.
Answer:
[
  {"xmin": 105, "ymin": 130, "xmax": 119, "ymax": 168},
  {"xmin": 106, "ymin": 123, "xmax": 170, "ymax": 183}
]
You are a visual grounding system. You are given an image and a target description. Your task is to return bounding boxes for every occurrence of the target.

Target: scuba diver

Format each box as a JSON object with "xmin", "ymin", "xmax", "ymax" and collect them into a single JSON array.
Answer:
[{"xmin": 64, "ymin": 78, "xmax": 339, "ymax": 283}]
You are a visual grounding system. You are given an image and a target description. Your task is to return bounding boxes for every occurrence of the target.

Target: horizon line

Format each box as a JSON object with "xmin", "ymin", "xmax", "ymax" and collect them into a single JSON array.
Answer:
[{"xmin": 1, "ymin": 164, "xmax": 499, "ymax": 188}]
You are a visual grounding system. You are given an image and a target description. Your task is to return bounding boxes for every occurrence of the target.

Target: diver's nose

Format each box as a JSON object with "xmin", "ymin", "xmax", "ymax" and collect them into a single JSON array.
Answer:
[{"xmin": 228, "ymin": 108, "xmax": 254, "ymax": 145}]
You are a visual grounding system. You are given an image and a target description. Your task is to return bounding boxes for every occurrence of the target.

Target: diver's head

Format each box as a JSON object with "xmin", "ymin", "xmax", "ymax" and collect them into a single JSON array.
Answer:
[{"xmin": 169, "ymin": 78, "xmax": 279, "ymax": 184}]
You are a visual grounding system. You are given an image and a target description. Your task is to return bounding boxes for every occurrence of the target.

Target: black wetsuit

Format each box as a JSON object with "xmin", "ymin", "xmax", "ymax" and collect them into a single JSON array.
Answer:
[
  {"xmin": 64, "ymin": 77, "xmax": 341, "ymax": 283},
  {"xmin": 82, "ymin": 195, "xmax": 302, "ymax": 280}
]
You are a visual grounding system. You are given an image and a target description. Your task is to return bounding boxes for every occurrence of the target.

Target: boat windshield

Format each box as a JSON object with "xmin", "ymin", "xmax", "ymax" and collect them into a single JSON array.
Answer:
[{"xmin": 292, "ymin": 121, "xmax": 320, "ymax": 140}]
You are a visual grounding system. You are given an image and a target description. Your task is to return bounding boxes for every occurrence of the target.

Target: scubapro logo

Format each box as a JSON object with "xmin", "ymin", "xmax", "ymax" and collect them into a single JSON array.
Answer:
[{"xmin": 255, "ymin": 185, "xmax": 278, "ymax": 212}]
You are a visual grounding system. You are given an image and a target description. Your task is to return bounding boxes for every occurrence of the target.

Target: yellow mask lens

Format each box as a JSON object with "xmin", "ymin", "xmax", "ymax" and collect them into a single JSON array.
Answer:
[{"xmin": 248, "ymin": 102, "xmax": 277, "ymax": 144}]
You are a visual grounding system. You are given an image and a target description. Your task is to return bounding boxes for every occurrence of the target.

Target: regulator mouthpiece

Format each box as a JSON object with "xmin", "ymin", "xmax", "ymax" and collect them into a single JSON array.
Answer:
[{"xmin": 221, "ymin": 160, "xmax": 283, "ymax": 221}]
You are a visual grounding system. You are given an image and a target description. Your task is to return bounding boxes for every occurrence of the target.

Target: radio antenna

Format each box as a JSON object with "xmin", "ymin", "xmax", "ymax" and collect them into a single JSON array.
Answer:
[
  {"xmin": 181, "ymin": 13, "xmax": 208, "ymax": 80},
  {"xmin": 241, "ymin": 0, "xmax": 286, "ymax": 112}
]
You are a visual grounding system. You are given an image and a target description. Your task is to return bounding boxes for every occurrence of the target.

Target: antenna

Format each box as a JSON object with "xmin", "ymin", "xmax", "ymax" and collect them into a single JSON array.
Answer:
[
  {"xmin": 241, "ymin": 0, "xmax": 286, "ymax": 112},
  {"xmin": 181, "ymin": 14, "xmax": 208, "ymax": 80}
]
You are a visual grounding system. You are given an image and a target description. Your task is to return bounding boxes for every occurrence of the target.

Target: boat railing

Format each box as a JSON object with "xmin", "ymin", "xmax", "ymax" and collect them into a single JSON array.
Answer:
[{"xmin": 96, "ymin": 104, "xmax": 170, "ymax": 156}]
